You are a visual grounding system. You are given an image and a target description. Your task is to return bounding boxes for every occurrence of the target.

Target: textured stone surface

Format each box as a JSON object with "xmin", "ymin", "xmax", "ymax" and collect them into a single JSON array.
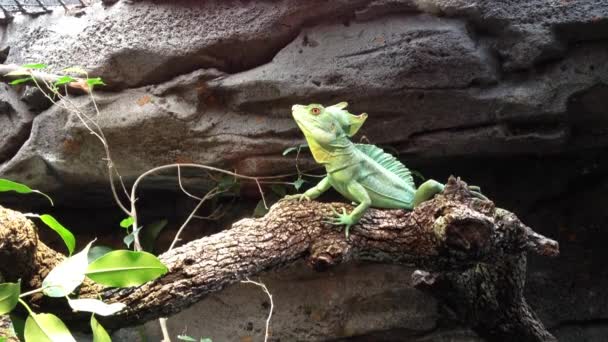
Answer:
[
  {"xmin": 3, "ymin": 0, "xmax": 375, "ymax": 89},
  {"xmin": 0, "ymin": 84, "xmax": 33, "ymax": 164},
  {"xmin": 1, "ymin": 0, "xmax": 608, "ymax": 341},
  {"xmin": 2, "ymin": 3, "xmax": 608, "ymax": 195}
]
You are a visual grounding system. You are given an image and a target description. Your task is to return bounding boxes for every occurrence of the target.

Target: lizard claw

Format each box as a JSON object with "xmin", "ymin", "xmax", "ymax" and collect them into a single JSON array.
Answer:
[
  {"xmin": 468, "ymin": 185, "xmax": 481, "ymax": 192},
  {"xmin": 467, "ymin": 185, "xmax": 489, "ymax": 201}
]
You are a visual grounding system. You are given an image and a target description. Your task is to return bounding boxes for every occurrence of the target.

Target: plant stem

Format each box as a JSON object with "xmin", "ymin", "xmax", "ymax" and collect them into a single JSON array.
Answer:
[{"xmin": 19, "ymin": 287, "xmax": 45, "ymax": 298}]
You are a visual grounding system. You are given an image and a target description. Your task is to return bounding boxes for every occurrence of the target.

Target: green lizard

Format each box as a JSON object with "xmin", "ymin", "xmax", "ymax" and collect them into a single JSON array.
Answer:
[{"xmin": 285, "ymin": 102, "xmax": 486, "ymax": 237}]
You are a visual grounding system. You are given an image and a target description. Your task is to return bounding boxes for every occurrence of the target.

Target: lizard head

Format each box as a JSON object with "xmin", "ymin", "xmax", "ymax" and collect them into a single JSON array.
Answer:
[
  {"xmin": 291, "ymin": 102, "xmax": 368, "ymax": 163},
  {"xmin": 291, "ymin": 102, "xmax": 367, "ymax": 145}
]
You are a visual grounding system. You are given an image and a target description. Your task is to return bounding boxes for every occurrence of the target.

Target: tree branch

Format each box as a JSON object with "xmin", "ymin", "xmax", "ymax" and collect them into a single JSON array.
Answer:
[
  {"xmin": 0, "ymin": 64, "xmax": 91, "ymax": 93},
  {"xmin": 0, "ymin": 177, "xmax": 559, "ymax": 341}
]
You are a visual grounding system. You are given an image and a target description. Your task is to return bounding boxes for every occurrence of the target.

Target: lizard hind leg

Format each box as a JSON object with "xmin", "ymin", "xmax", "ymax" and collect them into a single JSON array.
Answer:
[
  {"xmin": 413, "ymin": 179, "xmax": 445, "ymax": 207},
  {"xmin": 412, "ymin": 180, "xmax": 489, "ymax": 207}
]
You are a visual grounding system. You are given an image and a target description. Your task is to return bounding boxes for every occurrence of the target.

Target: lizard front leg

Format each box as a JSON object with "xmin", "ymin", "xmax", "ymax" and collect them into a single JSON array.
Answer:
[
  {"xmin": 326, "ymin": 181, "xmax": 371, "ymax": 238},
  {"xmin": 284, "ymin": 176, "xmax": 331, "ymax": 202}
]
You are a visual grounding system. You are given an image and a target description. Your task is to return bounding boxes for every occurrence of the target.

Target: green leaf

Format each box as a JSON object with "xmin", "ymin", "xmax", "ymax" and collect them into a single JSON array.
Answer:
[
  {"xmin": 21, "ymin": 63, "xmax": 47, "ymax": 69},
  {"xmin": 200, "ymin": 338, "xmax": 212, "ymax": 342},
  {"xmin": 119, "ymin": 217, "xmax": 134, "ymax": 229},
  {"xmin": 62, "ymin": 66, "xmax": 88, "ymax": 76},
  {"xmin": 9, "ymin": 313, "xmax": 26, "ymax": 341},
  {"xmin": 270, "ymin": 184, "xmax": 286, "ymax": 197},
  {"xmin": 68, "ymin": 298, "xmax": 126, "ymax": 316},
  {"xmin": 42, "ymin": 241, "xmax": 93, "ymax": 297},
  {"xmin": 39, "ymin": 214, "xmax": 75, "ymax": 256},
  {"xmin": 9, "ymin": 77, "xmax": 32, "ymax": 85},
  {"xmin": 177, "ymin": 336, "xmax": 197, "ymax": 342},
  {"xmin": 5, "ymin": 69, "xmax": 31, "ymax": 77},
  {"xmin": 24, "ymin": 313, "xmax": 76, "ymax": 342},
  {"xmin": 0, "ymin": 336, "xmax": 6, "ymax": 342},
  {"xmin": 0, "ymin": 282, "xmax": 20, "ymax": 314},
  {"xmin": 217, "ymin": 175, "xmax": 238, "ymax": 192},
  {"xmin": 86, "ymin": 77, "xmax": 106, "ymax": 87},
  {"xmin": 0, "ymin": 178, "xmax": 32, "ymax": 193},
  {"xmin": 86, "ymin": 250, "xmax": 168, "ymax": 287},
  {"xmin": 54, "ymin": 75, "xmax": 75, "ymax": 86},
  {"xmin": 91, "ymin": 315, "xmax": 111, "ymax": 342},
  {"xmin": 0, "ymin": 178, "xmax": 54, "ymax": 205},
  {"xmin": 123, "ymin": 232, "xmax": 135, "ymax": 248},
  {"xmin": 293, "ymin": 177, "xmax": 305, "ymax": 191},
  {"xmin": 88, "ymin": 245, "xmax": 113, "ymax": 264},
  {"xmin": 140, "ymin": 219, "xmax": 168, "ymax": 252},
  {"xmin": 123, "ymin": 226, "xmax": 140, "ymax": 248},
  {"xmin": 253, "ymin": 200, "xmax": 268, "ymax": 218}
]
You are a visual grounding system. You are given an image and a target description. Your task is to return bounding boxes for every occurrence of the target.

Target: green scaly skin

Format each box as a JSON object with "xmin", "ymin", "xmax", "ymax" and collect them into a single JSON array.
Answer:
[{"xmin": 285, "ymin": 102, "xmax": 486, "ymax": 238}]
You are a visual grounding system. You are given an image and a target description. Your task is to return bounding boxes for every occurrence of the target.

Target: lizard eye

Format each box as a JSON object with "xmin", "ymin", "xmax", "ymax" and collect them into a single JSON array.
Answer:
[{"xmin": 310, "ymin": 107, "xmax": 321, "ymax": 115}]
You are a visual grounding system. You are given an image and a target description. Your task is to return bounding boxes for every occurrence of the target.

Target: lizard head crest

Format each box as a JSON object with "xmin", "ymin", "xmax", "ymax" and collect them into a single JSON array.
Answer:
[
  {"xmin": 291, "ymin": 102, "xmax": 368, "ymax": 163},
  {"xmin": 291, "ymin": 102, "xmax": 367, "ymax": 139}
]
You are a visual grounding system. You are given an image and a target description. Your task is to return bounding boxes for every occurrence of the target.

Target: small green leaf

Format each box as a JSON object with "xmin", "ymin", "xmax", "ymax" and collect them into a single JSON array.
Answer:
[
  {"xmin": 270, "ymin": 184, "xmax": 286, "ymax": 197},
  {"xmin": 0, "ymin": 282, "xmax": 20, "ymax": 314},
  {"xmin": 0, "ymin": 178, "xmax": 54, "ymax": 205},
  {"xmin": 120, "ymin": 217, "xmax": 134, "ymax": 229},
  {"xmin": 91, "ymin": 315, "xmax": 111, "ymax": 342},
  {"xmin": 200, "ymin": 338, "xmax": 213, "ymax": 342},
  {"xmin": 123, "ymin": 232, "xmax": 135, "ymax": 248},
  {"xmin": 42, "ymin": 241, "xmax": 93, "ymax": 297},
  {"xmin": 68, "ymin": 298, "xmax": 126, "ymax": 316},
  {"xmin": 24, "ymin": 313, "xmax": 76, "ymax": 342},
  {"xmin": 253, "ymin": 200, "xmax": 268, "ymax": 218},
  {"xmin": 123, "ymin": 226, "xmax": 140, "ymax": 248},
  {"xmin": 293, "ymin": 177, "xmax": 305, "ymax": 191},
  {"xmin": 87, "ymin": 246, "xmax": 112, "ymax": 264},
  {"xmin": 88, "ymin": 245, "xmax": 113, "ymax": 264},
  {"xmin": 140, "ymin": 219, "xmax": 168, "ymax": 252},
  {"xmin": 21, "ymin": 63, "xmax": 47, "ymax": 69},
  {"xmin": 9, "ymin": 313, "xmax": 26, "ymax": 341},
  {"xmin": 177, "ymin": 335, "xmax": 197, "ymax": 342},
  {"xmin": 86, "ymin": 250, "xmax": 168, "ymax": 287},
  {"xmin": 5, "ymin": 69, "xmax": 30, "ymax": 77},
  {"xmin": 9, "ymin": 77, "xmax": 32, "ymax": 85},
  {"xmin": 86, "ymin": 77, "xmax": 106, "ymax": 87},
  {"xmin": 62, "ymin": 66, "xmax": 88, "ymax": 75},
  {"xmin": 39, "ymin": 214, "xmax": 75, "ymax": 256},
  {"xmin": 0, "ymin": 336, "xmax": 6, "ymax": 342},
  {"xmin": 217, "ymin": 175, "xmax": 238, "ymax": 192},
  {"xmin": 54, "ymin": 75, "xmax": 75, "ymax": 86}
]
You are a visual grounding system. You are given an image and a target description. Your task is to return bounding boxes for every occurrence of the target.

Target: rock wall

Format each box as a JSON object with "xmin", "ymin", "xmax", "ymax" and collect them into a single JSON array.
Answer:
[{"xmin": 1, "ymin": 0, "xmax": 608, "ymax": 341}]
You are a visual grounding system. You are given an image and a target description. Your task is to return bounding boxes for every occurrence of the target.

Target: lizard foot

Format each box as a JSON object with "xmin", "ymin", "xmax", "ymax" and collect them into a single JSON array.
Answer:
[
  {"xmin": 283, "ymin": 193, "xmax": 311, "ymax": 202},
  {"xmin": 323, "ymin": 207, "xmax": 355, "ymax": 238}
]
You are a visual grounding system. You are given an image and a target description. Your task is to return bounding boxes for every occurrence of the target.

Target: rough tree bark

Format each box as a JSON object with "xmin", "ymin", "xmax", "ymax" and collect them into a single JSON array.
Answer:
[{"xmin": 0, "ymin": 177, "xmax": 559, "ymax": 341}]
